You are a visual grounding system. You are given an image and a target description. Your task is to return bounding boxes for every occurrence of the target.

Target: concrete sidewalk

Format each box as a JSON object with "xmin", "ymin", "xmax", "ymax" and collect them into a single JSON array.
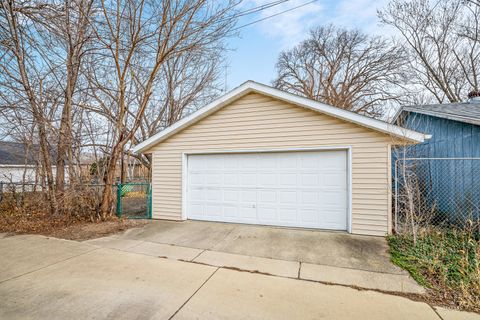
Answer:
[
  {"xmin": 1, "ymin": 234, "xmax": 478, "ymax": 319},
  {"xmin": 85, "ymin": 220, "xmax": 424, "ymax": 294},
  {"xmin": 86, "ymin": 235, "xmax": 424, "ymax": 294}
]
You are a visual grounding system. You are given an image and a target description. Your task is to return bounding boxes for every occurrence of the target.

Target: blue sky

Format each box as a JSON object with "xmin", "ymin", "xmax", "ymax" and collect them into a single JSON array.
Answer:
[{"xmin": 225, "ymin": 0, "xmax": 393, "ymax": 89}]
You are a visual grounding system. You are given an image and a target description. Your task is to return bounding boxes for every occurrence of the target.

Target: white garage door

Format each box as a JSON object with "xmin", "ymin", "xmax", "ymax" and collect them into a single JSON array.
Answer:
[{"xmin": 186, "ymin": 150, "xmax": 348, "ymax": 230}]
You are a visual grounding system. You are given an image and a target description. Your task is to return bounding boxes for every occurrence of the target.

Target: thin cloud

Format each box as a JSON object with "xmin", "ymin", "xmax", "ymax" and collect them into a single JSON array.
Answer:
[
  {"xmin": 240, "ymin": 0, "xmax": 324, "ymax": 47},
  {"xmin": 239, "ymin": 0, "xmax": 394, "ymax": 47},
  {"xmin": 333, "ymin": 0, "xmax": 395, "ymax": 36}
]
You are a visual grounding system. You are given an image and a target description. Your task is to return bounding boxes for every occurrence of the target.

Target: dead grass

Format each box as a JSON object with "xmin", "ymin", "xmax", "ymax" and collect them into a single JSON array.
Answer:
[
  {"xmin": 0, "ymin": 191, "xmax": 148, "ymax": 240},
  {"xmin": 48, "ymin": 219, "xmax": 148, "ymax": 240}
]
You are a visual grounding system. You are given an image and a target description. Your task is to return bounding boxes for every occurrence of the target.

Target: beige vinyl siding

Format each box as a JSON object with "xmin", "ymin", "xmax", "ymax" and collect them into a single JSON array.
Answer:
[{"xmin": 147, "ymin": 93, "xmax": 393, "ymax": 236}]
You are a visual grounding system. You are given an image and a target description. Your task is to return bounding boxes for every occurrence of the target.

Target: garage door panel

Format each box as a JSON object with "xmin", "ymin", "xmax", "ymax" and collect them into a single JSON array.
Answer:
[
  {"xmin": 223, "ymin": 174, "xmax": 237, "ymax": 186},
  {"xmin": 239, "ymin": 205, "xmax": 256, "ymax": 219},
  {"xmin": 223, "ymin": 205, "xmax": 238, "ymax": 218},
  {"xmin": 224, "ymin": 190, "xmax": 239, "ymax": 202},
  {"xmin": 279, "ymin": 173, "xmax": 297, "ymax": 186},
  {"xmin": 300, "ymin": 174, "xmax": 318, "ymax": 186},
  {"xmin": 300, "ymin": 153, "xmax": 320, "ymax": 169},
  {"xmin": 258, "ymin": 173, "xmax": 277, "ymax": 186},
  {"xmin": 188, "ymin": 189, "xmax": 204, "ymax": 202},
  {"xmin": 301, "ymin": 191, "xmax": 319, "ymax": 204},
  {"xmin": 300, "ymin": 208, "xmax": 318, "ymax": 222},
  {"xmin": 205, "ymin": 189, "xmax": 221, "ymax": 201},
  {"xmin": 240, "ymin": 154, "xmax": 257, "ymax": 168},
  {"xmin": 322, "ymin": 191, "xmax": 347, "ymax": 206},
  {"xmin": 189, "ymin": 203, "xmax": 204, "ymax": 216},
  {"xmin": 205, "ymin": 204, "xmax": 222, "ymax": 217},
  {"xmin": 279, "ymin": 191, "xmax": 297, "ymax": 204},
  {"xmin": 324, "ymin": 172, "xmax": 346, "ymax": 187},
  {"xmin": 257, "ymin": 206, "xmax": 277, "ymax": 221},
  {"xmin": 189, "ymin": 173, "xmax": 204, "ymax": 185},
  {"xmin": 278, "ymin": 208, "xmax": 298, "ymax": 222},
  {"xmin": 278, "ymin": 154, "xmax": 297, "ymax": 168},
  {"xmin": 187, "ymin": 150, "xmax": 348, "ymax": 230},
  {"xmin": 258, "ymin": 190, "xmax": 276, "ymax": 203},
  {"xmin": 241, "ymin": 190, "xmax": 256, "ymax": 202}
]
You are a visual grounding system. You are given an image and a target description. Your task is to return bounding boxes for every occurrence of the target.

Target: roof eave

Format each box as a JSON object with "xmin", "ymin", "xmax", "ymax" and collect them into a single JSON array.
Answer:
[
  {"xmin": 132, "ymin": 81, "xmax": 428, "ymax": 153},
  {"xmin": 132, "ymin": 82, "xmax": 255, "ymax": 153},
  {"xmin": 401, "ymin": 107, "xmax": 480, "ymax": 126}
]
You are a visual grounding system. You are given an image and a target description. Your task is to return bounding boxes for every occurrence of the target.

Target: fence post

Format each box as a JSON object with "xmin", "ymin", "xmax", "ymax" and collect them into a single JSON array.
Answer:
[
  {"xmin": 0, "ymin": 182, "xmax": 3, "ymax": 203},
  {"xmin": 116, "ymin": 183, "xmax": 122, "ymax": 217},
  {"xmin": 148, "ymin": 183, "xmax": 152, "ymax": 219},
  {"xmin": 394, "ymin": 160, "xmax": 398, "ymax": 233}
]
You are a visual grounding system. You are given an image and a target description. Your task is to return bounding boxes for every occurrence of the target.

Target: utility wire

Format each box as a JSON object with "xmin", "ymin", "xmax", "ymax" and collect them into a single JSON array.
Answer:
[
  {"xmin": 228, "ymin": 0, "xmax": 291, "ymax": 20},
  {"xmin": 232, "ymin": 0, "xmax": 318, "ymax": 31}
]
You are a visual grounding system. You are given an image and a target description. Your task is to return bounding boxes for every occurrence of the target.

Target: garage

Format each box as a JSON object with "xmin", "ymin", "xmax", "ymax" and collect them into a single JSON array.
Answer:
[
  {"xmin": 133, "ymin": 81, "xmax": 428, "ymax": 236},
  {"xmin": 186, "ymin": 150, "xmax": 348, "ymax": 230}
]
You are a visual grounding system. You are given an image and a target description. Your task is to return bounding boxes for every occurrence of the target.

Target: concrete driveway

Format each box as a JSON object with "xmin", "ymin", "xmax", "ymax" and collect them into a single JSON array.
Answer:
[
  {"xmin": 0, "ymin": 232, "xmax": 478, "ymax": 320},
  {"xmin": 109, "ymin": 220, "xmax": 401, "ymax": 273},
  {"xmin": 86, "ymin": 220, "xmax": 424, "ymax": 293}
]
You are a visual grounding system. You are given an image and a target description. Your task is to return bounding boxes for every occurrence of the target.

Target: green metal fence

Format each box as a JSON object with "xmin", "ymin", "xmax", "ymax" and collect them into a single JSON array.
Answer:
[{"xmin": 115, "ymin": 183, "xmax": 152, "ymax": 219}]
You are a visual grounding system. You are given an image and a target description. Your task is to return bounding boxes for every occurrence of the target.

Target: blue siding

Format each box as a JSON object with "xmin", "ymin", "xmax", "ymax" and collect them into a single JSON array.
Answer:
[{"xmin": 393, "ymin": 112, "xmax": 480, "ymax": 223}]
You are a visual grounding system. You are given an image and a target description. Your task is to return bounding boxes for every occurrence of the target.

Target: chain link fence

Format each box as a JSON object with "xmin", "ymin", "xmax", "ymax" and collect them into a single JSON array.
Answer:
[
  {"xmin": 115, "ymin": 183, "xmax": 151, "ymax": 219},
  {"xmin": 0, "ymin": 182, "xmax": 151, "ymax": 219},
  {"xmin": 394, "ymin": 158, "xmax": 480, "ymax": 233}
]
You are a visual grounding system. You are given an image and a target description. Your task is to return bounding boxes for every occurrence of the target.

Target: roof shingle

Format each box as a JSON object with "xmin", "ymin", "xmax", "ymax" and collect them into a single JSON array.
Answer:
[{"xmin": 394, "ymin": 101, "xmax": 480, "ymax": 126}]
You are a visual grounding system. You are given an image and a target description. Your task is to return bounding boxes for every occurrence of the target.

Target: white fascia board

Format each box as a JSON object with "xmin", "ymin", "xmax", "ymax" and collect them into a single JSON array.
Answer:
[
  {"xmin": 133, "ymin": 81, "xmax": 429, "ymax": 154},
  {"xmin": 390, "ymin": 106, "xmax": 405, "ymax": 124},
  {"xmin": 246, "ymin": 82, "xmax": 429, "ymax": 143}
]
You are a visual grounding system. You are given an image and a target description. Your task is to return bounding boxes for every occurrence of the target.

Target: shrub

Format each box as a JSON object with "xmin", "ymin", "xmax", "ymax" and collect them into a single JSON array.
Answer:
[{"xmin": 388, "ymin": 229, "xmax": 480, "ymax": 311}]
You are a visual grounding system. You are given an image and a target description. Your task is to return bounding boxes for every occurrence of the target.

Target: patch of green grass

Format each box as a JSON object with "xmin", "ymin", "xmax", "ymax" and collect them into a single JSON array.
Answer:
[{"xmin": 388, "ymin": 229, "xmax": 480, "ymax": 311}]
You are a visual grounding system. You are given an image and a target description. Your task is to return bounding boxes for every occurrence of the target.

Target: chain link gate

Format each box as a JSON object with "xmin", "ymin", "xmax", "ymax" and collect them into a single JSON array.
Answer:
[
  {"xmin": 394, "ymin": 158, "xmax": 480, "ymax": 232},
  {"xmin": 115, "ymin": 183, "xmax": 152, "ymax": 219}
]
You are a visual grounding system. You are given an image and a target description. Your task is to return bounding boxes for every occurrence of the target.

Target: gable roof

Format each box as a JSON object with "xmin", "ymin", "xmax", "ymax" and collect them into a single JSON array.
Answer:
[
  {"xmin": 133, "ymin": 81, "xmax": 430, "ymax": 153},
  {"xmin": 391, "ymin": 101, "xmax": 480, "ymax": 126},
  {"xmin": 0, "ymin": 141, "xmax": 39, "ymax": 165}
]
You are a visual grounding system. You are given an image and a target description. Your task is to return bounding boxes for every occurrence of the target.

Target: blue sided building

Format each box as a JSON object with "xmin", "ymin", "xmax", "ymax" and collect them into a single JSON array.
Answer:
[{"xmin": 391, "ymin": 96, "xmax": 480, "ymax": 225}]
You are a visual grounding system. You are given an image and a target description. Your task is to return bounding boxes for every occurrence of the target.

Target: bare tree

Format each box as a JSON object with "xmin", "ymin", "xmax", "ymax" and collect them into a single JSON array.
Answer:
[
  {"xmin": 1, "ymin": 0, "xmax": 97, "ymax": 212},
  {"xmin": 133, "ymin": 45, "xmax": 225, "ymax": 168},
  {"xmin": 50, "ymin": 0, "xmax": 95, "ymax": 192},
  {"xmin": 273, "ymin": 25, "xmax": 406, "ymax": 117},
  {"xmin": 379, "ymin": 0, "xmax": 480, "ymax": 103},
  {"xmin": 84, "ymin": 0, "xmax": 237, "ymax": 218},
  {"xmin": 0, "ymin": 0, "xmax": 59, "ymax": 213}
]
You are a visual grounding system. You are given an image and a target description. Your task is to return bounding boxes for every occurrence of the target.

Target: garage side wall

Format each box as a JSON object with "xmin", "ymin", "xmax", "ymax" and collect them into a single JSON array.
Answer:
[{"xmin": 148, "ymin": 93, "xmax": 392, "ymax": 236}]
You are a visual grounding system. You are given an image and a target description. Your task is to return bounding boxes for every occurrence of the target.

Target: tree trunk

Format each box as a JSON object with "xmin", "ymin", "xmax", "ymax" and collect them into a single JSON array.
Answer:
[
  {"xmin": 56, "ymin": 42, "xmax": 78, "ymax": 193},
  {"xmin": 99, "ymin": 143, "xmax": 122, "ymax": 219},
  {"xmin": 37, "ymin": 120, "xmax": 58, "ymax": 215},
  {"xmin": 56, "ymin": 106, "xmax": 69, "ymax": 193}
]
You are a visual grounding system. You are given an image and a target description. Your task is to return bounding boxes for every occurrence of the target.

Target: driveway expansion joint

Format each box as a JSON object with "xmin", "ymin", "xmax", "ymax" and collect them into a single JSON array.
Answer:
[
  {"xmin": 191, "ymin": 249, "xmax": 207, "ymax": 262},
  {"xmin": 168, "ymin": 267, "xmax": 220, "ymax": 320},
  {"xmin": 430, "ymin": 305, "xmax": 445, "ymax": 320}
]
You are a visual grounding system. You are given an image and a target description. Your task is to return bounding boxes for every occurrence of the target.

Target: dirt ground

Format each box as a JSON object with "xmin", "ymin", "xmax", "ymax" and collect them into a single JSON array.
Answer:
[
  {"xmin": 0, "ymin": 211, "xmax": 148, "ymax": 241},
  {"xmin": 47, "ymin": 219, "xmax": 148, "ymax": 240}
]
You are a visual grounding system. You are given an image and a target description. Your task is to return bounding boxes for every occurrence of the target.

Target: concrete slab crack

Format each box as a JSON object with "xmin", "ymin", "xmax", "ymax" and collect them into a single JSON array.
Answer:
[
  {"xmin": 430, "ymin": 305, "xmax": 445, "ymax": 320},
  {"xmin": 169, "ymin": 267, "xmax": 220, "ymax": 320},
  {"xmin": 209, "ymin": 226, "xmax": 236, "ymax": 251},
  {"xmin": 191, "ymin": 249, "xmax": 206, "ymax": 262}
]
